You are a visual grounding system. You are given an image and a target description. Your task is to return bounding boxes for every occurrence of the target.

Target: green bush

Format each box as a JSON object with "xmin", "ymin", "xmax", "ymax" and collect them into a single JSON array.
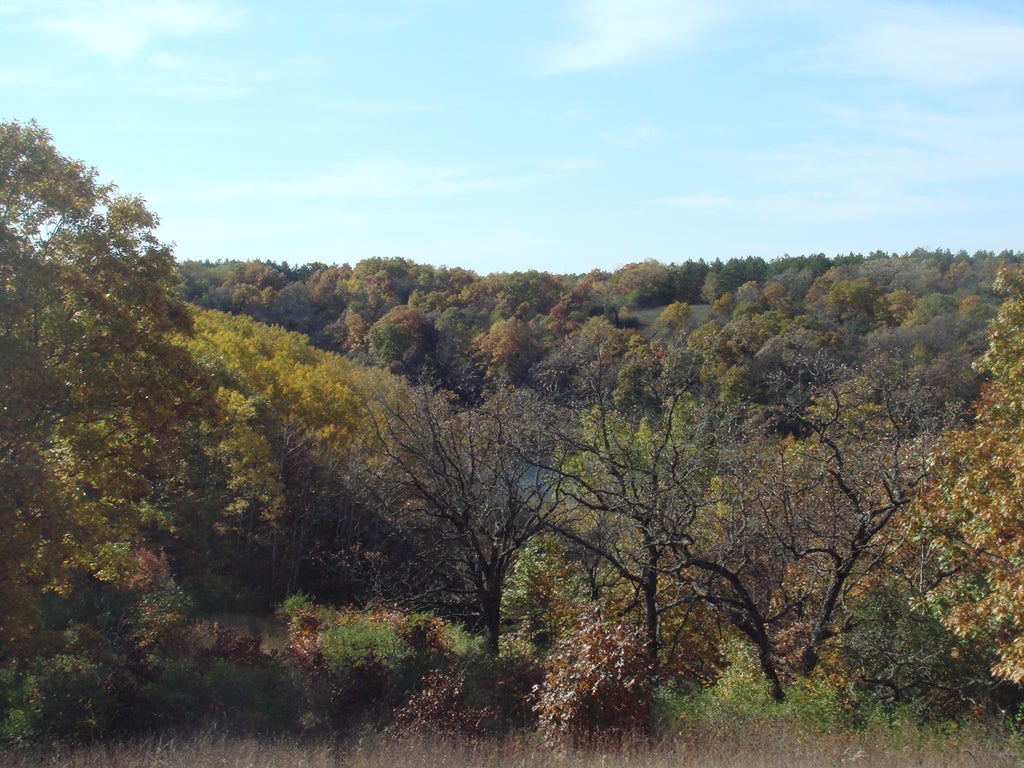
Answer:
[
  {"xmin": 664, "ymin": 639, "xmax": 870, "ymax": 736},
  {"xmin": 322, "ymin": 612, "xmax": 455, "ymax": 693},
  {"xmin": 778, "ymin": 674, "xmax": 853, "ymax": 732},
  {"xmin": 280, "ymin": 600, "xmax": 546, "ymax": 734},
  {"xmin": 445, "ymin": 622, "xmax": 488, "ymax": 661},
  {"xmin": 0, "ymin": 664, "xmax": 33, "ymax": 745},
  {"xmin": 141, "ymin": 654, "xmax": 303, "ymax": 733},
  {"xmin": 321, "ymin": 620, "xmax": 410, "ymax": 676},
  {"xmin": 840, "ymin": 586, "xmax": 994, "ymax": 722},
  {"xmin": 450, "ymin": 636, "xmax": 543, "ymax": 732},
  {"xmin": 15, "ymin": 653, "xmax": 123, "ymax": 742},
  {"xmin": 684, "ymin": 638, "xmax": 774, "ymax": 727},
  {"xmin": 203, "ymin": 657, "xmax": 304, "ymax": 731},
  {"xmin": 290, "ymin": 606, "xmax": 471, "ymax": 728}
]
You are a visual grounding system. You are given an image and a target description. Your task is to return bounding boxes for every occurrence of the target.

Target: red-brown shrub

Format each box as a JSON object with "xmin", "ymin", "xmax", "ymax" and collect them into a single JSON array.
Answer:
[
  {"xmin": 533, "ymin": 615, "xmax": 654, "ymax": 748},
  {"xmin": 389, "ymin": 671, "xmax": 489, "ymax": 737}
]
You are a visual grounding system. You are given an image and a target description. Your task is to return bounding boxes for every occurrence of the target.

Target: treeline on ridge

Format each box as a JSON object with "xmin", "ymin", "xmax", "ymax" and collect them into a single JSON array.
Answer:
[{"xmin": 179, "ymin": 247, "xmax": 1013, "ymax": 406}]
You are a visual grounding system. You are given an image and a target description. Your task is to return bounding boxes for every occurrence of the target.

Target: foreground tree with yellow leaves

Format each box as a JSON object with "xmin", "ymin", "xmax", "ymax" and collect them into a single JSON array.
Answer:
[
  {"xmin": 0, "ymin": 120, "xmax": 204, "ymax": 653},
  {"xmin": 919, "ymin": 266, "xmax": 1024, "ymax": 683}
]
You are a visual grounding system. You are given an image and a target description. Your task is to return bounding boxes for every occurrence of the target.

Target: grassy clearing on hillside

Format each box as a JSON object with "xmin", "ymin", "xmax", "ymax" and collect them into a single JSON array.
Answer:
[{"xmin": 5, "ymin": 727, "xmax": 1021, "ymax": 768}]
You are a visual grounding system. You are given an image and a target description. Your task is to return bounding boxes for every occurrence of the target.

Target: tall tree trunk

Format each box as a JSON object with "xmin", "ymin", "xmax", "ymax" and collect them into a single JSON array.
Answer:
[
  {"xmin": 757, "ymin": 640, "xmax": 786, "ymax": 702},
  {"xmin": 642, "ymin": 541, "xmax": 660, "ymax": 670},
  {"xmin": 479, "ymin": 578, "xmax": 503, "ymax": 655}
]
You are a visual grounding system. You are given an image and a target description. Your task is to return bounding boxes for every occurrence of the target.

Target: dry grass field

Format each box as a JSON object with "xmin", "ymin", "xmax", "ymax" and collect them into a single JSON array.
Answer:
[{"xmin": 5, "ymin": 727, "xmax": 1021, "ymax": 768}]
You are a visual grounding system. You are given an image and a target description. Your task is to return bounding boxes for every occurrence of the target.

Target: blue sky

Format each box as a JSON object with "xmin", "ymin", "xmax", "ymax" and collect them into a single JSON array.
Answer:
[{"xmin": 3, "ymin": 1, "xmax": 1024, "ymax": 275}]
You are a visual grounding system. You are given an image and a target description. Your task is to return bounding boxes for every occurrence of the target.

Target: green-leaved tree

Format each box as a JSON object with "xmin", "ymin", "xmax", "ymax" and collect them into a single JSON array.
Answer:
[{"xmin": 0, "ymin": 120, "xmax": 203, "ymax": 653}]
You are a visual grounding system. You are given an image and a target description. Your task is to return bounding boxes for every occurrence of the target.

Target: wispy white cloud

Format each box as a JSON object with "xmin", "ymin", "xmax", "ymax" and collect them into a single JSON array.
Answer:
[
  {"xmin": 320, "ymin": 99, "xmax": 439, "ymax": 115},
  {"xmin": 823, "ymin": 100, "xmax": 1024, "ymax": 178},
  {"xmin": 742, "ymin": 120, "xmax": 1024, "ymax": 225},
  {"xmin": 819, "ymin": 5, "xmax": 1024, "ymax": 88},
  {"xmin": 657, "ymin": 193, "xmax": 734, "ymax": 213},
  {"xmin": 655, "ymin": 91, "xmax": 1024, "ymax": 228},
  {"xmin": 124, "ymin": 52, "xmax": 255, "ymax": 99},
  {"xmin": 600, "ymin": 123, "xmax": 668, "ymax": 147},
  {"xmin": 820, "ymin": 99, "xmax": 1024, "ymax": 184},
  {"xmin": 135, "ymin": 52, "xmax": 333, "ymax": 99},
  {"xmin": 42, "ymin": 0, "xmax": 241, "ymax": 64},
  {"xmin": 541, "ymin": 0, "xmax": 730, "ymax": 73},
  {"xmin": 545, "ymin": 157, "xmax": 601, "ymax": 171},
  {"xmin": 184, "ymin": 159, "xmax": 546, "ymax": 204}
]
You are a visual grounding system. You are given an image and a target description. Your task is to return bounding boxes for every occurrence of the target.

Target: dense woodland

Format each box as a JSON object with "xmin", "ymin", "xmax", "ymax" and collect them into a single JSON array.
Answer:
[{"xmin": 5, "ymin": 120, "xmax": 1024, "ymax": 746}]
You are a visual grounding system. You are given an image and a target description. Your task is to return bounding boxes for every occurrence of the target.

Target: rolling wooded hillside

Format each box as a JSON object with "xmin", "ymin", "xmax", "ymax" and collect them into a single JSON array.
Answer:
[{"xmin": 4, "ymin": 119, "xmax": 1024, "ymax": 745}]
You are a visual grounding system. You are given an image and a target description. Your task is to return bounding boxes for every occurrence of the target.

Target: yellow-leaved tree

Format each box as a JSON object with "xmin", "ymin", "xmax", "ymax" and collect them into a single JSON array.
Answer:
[
  {"xmin": 919, "ymin": 266, "xmax": 1024, "ymax": 682},
  {"xmin": 165, "ymin": 310, "xmax": 401, "ymax": 605},
  {"xmin": 0, "ymin": 121, "xmax": 204, "ymax": 652}
]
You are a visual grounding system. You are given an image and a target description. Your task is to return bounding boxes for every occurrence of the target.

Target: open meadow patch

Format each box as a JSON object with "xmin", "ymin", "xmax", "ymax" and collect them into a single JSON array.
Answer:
[{"xmin": 4, "ymin": 729, "xmax": 1023, "ymax": 768}]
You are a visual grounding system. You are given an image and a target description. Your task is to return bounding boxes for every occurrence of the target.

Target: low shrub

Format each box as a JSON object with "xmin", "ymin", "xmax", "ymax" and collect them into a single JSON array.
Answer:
[
  {"xmin": 534, "ymin": 615, "xmax": 653, "ymax": 747},
  {"xmin": 281, "ymin": 601, "xmax": 483, "ymax": 730},
  {"xmin": 681, "ymin": 638, "xmax": 774, "ymax": 729},
  {"xmin": 482, "ymin": 652, "xmax": 545, "ymax": 732},
  {"xmin": 140, "ymin": 655, "xmax": 303, "ymax": 733},
  {"xmin": 389, "ymin": 670, "xmax": 490, "ymax": 737},
  {"xmin": 10, "ymin": 653, "xmax": 124, "ymax": 742},
  {"xmin": 663, "ymin": 638, "xmax": 959, "ymax": 739}
]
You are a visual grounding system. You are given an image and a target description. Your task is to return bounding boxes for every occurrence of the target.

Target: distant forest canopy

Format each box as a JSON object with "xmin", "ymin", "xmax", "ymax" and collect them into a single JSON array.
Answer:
[{"xmin": 178, "ymin": 248, "xmax": 1022, "ymax": 407}]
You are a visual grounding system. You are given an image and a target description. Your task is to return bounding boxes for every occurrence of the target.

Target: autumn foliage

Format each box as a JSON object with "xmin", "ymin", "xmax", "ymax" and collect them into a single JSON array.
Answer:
[
  {"xmin": 7, "ymin": 119, "xmax": 1024, "ymax": 747},
  {"xmin": 534, "ymin": 615, "xmax": 654, "ymax": 747},
  {"xmin": 919, "ymin": 266, "xmax": 1024, "ymax": 683}
]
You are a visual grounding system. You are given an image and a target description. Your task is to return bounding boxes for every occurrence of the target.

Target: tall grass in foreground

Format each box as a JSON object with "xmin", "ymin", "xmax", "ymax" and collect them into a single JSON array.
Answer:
[{"xmin": 4, "ymin": 727, "xmax": 1022, "ymax": 768}]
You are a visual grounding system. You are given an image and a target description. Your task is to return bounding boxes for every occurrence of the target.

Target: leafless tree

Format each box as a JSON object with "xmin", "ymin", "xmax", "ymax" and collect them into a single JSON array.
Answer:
[{"xmin": 366, "ymin": 386, "xmax": 560, "ymax": 652}]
